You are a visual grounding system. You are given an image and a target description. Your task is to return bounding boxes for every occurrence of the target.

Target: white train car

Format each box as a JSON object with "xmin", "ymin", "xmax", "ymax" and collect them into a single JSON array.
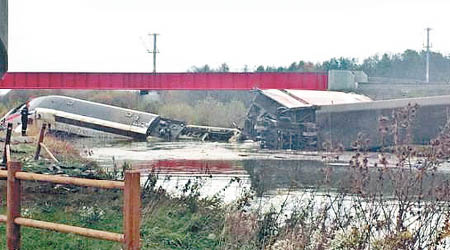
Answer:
[{"xmin": 0, "ymin": 95, "xmax": 185, "ymax": 140}]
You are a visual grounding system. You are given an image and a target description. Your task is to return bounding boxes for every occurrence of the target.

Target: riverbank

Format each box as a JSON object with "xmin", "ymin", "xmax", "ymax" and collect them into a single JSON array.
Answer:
[
  {"xmin": 0, "ymin": 135, "xmax": 228, "ymax": 249},
  {"xmin": 0, "ymin": 183, "xmax": 229, "ymax": 249}
]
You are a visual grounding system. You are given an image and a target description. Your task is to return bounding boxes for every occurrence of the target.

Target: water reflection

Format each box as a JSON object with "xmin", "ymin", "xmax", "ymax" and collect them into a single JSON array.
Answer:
[
  {"xmin": 134, "ymin": 160, "xmax": 250, "ymax": 203},
  {"xmin": 135, "ymin": 159, "xmax": 245, "ymax": 175}
]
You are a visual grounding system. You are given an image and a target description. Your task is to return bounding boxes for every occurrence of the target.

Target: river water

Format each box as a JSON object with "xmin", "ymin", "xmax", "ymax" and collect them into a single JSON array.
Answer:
[
  {"xmin": 70, "ymin": 139, "xmax": 450, "ymax": 248},
  {"xmin": 79, "ymin": 139, "xmax": 450, "ymax": 208}
]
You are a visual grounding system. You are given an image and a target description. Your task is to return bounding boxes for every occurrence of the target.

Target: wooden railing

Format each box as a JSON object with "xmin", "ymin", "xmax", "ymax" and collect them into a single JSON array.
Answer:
[{"xmin": 0, "ymin": 123, "xmax": 141, "ymax": 249}]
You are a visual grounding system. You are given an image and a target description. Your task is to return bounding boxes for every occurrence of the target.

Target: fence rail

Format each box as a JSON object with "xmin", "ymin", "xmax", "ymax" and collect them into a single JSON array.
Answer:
[
  {"xmin": 0, "ymin": 123, "xmax": 141, "ymax": 249},
  {"xmin": 14, "ymin": 217, "xmax": 124, "ymax": 242},
  {"xmin": 15, "ymin": 171, "xmax": 124, "ymax": 189}
]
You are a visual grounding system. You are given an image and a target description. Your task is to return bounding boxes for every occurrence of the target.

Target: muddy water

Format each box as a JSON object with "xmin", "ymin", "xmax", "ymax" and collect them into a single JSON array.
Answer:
[
  {"xmin": 78, "ymin": 139, "xmax": 450, "ymax": 207},
  {"xmin": 75, "ymin": 139, "xmax": 450, "ymax": 246}
]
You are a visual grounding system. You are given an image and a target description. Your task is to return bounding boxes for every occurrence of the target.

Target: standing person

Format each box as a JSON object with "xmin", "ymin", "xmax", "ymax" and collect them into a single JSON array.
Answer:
[{"xmin": 21, "ymin": 103, "xmax": 29, "ymax": 136}]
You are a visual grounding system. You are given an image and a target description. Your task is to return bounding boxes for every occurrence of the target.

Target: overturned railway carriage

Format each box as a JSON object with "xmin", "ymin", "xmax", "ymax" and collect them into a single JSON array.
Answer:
[
  {"xmin": 0, "ymin": 95, "xmax": 240, "ymax": 142},
  {"xmin": 1, "ymin": 95, "xmax": 185, "ymax": 140},
  {"xmin": 244, "ymin": 90, "xmax": 450, "ymax": 150}
]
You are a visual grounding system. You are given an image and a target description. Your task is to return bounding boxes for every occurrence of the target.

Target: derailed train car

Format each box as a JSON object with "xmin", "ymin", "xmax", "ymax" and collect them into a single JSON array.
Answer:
[
  {"xmin": 244, "ymin": 89, "xmax": 450, "ymax": 150},
  {"xmin": 0, "ymin": 95, "xmax": 240, "ymax": 142},
  {"xmin": 0, "ymin": 95, "xmax": 185, "ymax": 140}
]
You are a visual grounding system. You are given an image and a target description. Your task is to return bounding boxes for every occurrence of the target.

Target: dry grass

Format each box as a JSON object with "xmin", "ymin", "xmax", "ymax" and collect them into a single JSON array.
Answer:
[
  {"xmin": 42, "ymin": 135, "xmax": 81, "ymax": 161},
  {"xmin": 159, "ymin": 98, "xmax": 247, "ymax": 127},
  {"xmin": 222, "ymin": 211, "xmax": 259, "ymax": 249},
  {"xmin": 15, "ymin": 124, "xmax": 83, "ymax": 162}
]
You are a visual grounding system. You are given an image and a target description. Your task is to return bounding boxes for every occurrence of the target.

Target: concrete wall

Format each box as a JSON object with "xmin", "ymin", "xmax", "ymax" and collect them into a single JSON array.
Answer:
[
  {"xmin": 353, "ymin": 71, "xmax": 368, "ymax": 83},
  {"xmin": 0, "ymin": 0, "xmax": 7, "ymax": 78},
  {"xmin": 356, "ymin": 82, "xmax": 450, "ymax": 100},
  {"xmin": 368, "ymin": 77, "xmax": 427, "ymax": 84},
  {"xmin": 327, "ymin": 70, "xmax": 358, "ymax": 91}
]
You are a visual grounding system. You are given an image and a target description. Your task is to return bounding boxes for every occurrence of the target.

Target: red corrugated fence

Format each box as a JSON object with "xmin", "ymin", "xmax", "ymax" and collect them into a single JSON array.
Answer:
[{"xmin": 0, "ymin": 72, "xmax": 328, "ymax": 90}]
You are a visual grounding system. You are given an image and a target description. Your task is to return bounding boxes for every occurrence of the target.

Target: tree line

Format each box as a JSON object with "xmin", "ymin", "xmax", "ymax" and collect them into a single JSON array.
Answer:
[{"xmin": 190, "ymin": 49, "xmax": 450, "ymax": 82}]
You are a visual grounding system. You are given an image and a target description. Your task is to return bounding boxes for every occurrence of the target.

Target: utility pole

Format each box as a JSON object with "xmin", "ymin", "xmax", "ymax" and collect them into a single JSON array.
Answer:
[
  {"xmin": 139, "ymin": 33, "xmax": 159, "ymax": 95},
  {"xmin": 425, "ymin": 27, "xmax": 432, "ymax": 83},
  {"xmin": 148, "ymin": 33, "xmax": 159, "ymax": 73}
]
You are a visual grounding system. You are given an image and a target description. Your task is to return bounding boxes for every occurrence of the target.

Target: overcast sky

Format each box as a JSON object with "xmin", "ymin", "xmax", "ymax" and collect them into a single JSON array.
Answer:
[{"xmin": 7, "ymin": 0, "xmax": 450, "ymax": 72}]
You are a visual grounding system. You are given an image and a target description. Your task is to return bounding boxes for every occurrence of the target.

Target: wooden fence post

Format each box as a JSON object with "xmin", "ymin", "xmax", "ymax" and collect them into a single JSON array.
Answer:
[
  {"xmin": 34, "ymin": 124, "xmax": 46, "ymax": 160},
  {"xmin": 2, "ymin": 123, "xmax": 13, "ymax": 165},
  {"xmin": 7, "ymin": 161, "xmax": 21, "ymax": 250},
  {"xmin": 123, "ymin": 170, "xmax": 141, "ymax": 250}
]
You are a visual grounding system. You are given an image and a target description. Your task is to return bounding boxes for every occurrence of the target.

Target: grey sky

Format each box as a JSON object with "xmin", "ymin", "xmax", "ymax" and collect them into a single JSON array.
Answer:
[{"xmin": 7, "ymin": 0, "xmax": 450, "ymax": 72}]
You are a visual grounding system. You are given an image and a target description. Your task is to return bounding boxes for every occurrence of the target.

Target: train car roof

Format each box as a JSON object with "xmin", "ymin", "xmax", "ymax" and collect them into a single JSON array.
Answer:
[
  {"xmin": 28, "ymin": 95, "xmax": 160, "ymax": 129},
  {"xmin": 259, "ymin": 89, "xmax": 372, "ymax": 109}
]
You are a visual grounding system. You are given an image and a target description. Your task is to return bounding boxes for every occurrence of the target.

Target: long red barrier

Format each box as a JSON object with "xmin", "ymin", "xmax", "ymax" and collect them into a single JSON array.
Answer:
[{"xmin": 0, "ymin": 72, "xmax": 328, "ymax": 90}]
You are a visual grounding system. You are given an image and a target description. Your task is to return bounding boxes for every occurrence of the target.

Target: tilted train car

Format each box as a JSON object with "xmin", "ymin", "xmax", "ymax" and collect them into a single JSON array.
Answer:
[
  {"xmin": 0, "ymin": 95, "xmax": 185, "ymax": 140},
  {"xmin": 0, "ymin": 95, "xmax": 240, "ymax": 142},
  {"xmin": 244, "ymin": 89, "xmax": 450, "ymax": 150}
]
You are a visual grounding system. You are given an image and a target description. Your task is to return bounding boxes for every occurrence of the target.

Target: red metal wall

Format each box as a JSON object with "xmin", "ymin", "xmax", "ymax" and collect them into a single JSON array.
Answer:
[{"xmin": 0, "ymin": 72, "xmax": 328, "ymax": 90}]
